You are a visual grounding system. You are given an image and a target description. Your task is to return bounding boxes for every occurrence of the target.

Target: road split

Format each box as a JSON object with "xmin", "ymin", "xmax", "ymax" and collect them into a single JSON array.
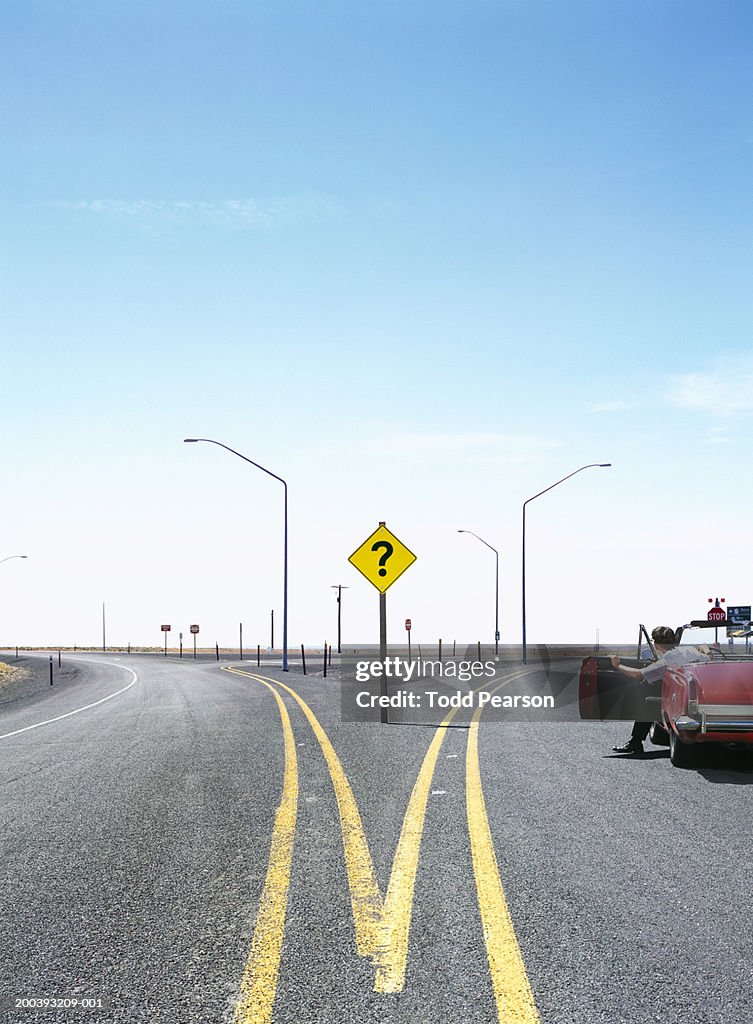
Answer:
[{"xmin": 223, "ymin": 665, "xmax": 541, "ymax": 1024}]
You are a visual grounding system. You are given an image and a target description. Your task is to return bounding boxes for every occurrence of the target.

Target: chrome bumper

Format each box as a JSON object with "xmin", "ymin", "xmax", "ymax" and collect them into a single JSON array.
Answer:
[{"xmin": 675, "ymin": 705, "xmax": 753, "ymax": 735}]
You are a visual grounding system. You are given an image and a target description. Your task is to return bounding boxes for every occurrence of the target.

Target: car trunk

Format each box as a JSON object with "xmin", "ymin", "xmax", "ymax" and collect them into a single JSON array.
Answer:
[{"xmin": 690, "ymin": 661, "xmax": 753, "ymax": 706}]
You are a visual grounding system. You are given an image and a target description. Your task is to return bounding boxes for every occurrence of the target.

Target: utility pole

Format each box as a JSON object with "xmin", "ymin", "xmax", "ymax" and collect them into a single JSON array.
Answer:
[{"xmin": 331, "ymin": 585, "xmax": 349, "ymax": 654}]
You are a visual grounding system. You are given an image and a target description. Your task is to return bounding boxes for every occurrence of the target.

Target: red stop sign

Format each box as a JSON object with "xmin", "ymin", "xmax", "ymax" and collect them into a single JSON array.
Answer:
[
  {"xmin": 708, "ymin": 607, "xmax": 725, "ymax": 622},
  {"xmin": 190, "ymin": 624, "xmax": 200, "ymax": 634}
]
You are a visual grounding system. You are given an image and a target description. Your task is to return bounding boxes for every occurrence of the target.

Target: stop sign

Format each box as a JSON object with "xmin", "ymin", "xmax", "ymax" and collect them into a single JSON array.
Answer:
[{"xmin": 708, "ymin": 607, "xmax": 725, "ymax": 622}]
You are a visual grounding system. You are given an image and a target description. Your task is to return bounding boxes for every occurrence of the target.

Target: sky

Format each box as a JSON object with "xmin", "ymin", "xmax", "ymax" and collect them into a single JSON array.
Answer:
[{"xmin": 1, "ymin": 0, "xmax": 752, "ymax": 649}]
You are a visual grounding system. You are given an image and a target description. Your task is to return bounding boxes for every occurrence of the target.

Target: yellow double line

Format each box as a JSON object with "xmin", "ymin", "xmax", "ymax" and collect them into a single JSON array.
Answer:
[
  {"xmin": 226, "ymin": 665, "xmax": 540, "ymax": 1024},
  {"xmin": 230, "ymin": 677, "xmax": 298, "ymax": 1024},
  {"xmin": 467, "ymin": 682, "xmax": 540, "ymax": 1023}
]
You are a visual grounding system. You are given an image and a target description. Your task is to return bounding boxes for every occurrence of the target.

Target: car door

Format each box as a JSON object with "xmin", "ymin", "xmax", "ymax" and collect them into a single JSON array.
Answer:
[{"xmin": 579, "ymin": 655, "xmax": 662, "ymax": 720}]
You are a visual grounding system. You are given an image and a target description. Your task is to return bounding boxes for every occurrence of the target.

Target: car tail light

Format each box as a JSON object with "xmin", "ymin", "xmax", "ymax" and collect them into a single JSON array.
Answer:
[{"xmin": 687, "ymin": 675, "xmax": 699, "ymax": 715}]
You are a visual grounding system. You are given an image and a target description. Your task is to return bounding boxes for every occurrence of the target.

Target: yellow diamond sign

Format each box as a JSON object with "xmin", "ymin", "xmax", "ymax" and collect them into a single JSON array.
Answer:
[{"xmin": 348, "ymin": 523, "xmax": 417, "ymax": 593}]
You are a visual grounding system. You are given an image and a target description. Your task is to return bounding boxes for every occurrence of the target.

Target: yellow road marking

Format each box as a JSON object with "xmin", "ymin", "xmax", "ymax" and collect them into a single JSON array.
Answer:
[
  {"xmin": 377, "ymin": 666, "xmax": 533, "ymax": 992},
  {"xmin": 466, "ymin": 680, "xmax": 541, "ymax": 1024},
  {"xmin": 227, "ymin": 667, "xmax": 459, "ymax": 989},
  {"xmin": 231, "ymin": 680, "xmax": 298, "ymax": 1024},
  {"xmin": 226, "ymin": 662, "xmax": 539, "ymax": 1013},
  {"xmin": 372, "ymin": 710, "xmax": 455, "ymax": 992},
  {"xmin": 227, "ymin": 667, "xmax": 383, "ymax": 959}
]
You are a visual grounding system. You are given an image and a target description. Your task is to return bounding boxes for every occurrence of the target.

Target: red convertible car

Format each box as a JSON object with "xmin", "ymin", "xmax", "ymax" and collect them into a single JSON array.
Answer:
[{"xmin": 579, "ymin": 622, "xmax": 753, "ymax": 767}]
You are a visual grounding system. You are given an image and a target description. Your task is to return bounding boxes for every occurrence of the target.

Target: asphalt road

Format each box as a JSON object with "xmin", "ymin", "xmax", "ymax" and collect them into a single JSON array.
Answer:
[{"xmin": 1, "ymin": 652, "xmax": 752, "ymax": 1024}]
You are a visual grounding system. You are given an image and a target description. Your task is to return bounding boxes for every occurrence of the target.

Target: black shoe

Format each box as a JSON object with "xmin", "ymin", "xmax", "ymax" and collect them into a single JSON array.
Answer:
[{"xmin": 612, "ymin": 740, "xmax": 644, "ymax": 755}]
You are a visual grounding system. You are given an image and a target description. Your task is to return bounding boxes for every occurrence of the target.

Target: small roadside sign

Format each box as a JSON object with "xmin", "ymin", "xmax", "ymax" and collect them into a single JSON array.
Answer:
[
  {"xmin": 405, "ymin": 619, "xmax": 411, "ymax": 630},
  {"xmin": 726, "ymin": 605, "xmax": 751, "ymax": 637},
  {"xmin": 190, "ymin": 624, "xmax": 200, "ymax": 634},
  {"xmin": 161, "ymin": 624, "xmax": 171, "ymax": 631},
  {"xmin": 707, "ymin": 607, "xmax": 725, "ymax": 622}
]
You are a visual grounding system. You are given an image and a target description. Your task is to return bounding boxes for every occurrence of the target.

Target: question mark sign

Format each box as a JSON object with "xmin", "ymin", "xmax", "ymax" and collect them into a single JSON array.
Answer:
[{"xmin": 371, "ymin": 541, "xmax": 394, "ymax": 577}]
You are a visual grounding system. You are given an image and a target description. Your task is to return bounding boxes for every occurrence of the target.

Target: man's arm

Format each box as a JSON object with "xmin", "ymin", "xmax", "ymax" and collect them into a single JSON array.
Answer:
[{"xmin": 609, "ymin": 655, "xmax": 645, "ymax": 680}]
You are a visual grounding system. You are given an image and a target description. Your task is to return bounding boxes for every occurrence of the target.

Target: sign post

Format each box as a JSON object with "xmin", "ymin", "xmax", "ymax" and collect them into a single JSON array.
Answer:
[
  {"xmin": 379, "ymin": 594, "xmax": 387, "ymax": 696},
  {"xmin": 348, "ymin": 522, "xmax": 417, "ymax": 723},
  {"xmin": 161, "ymin": 624, "xmax": 171, "ymax": 657},
  {"xmin": 190, "ymin": 624, "xmax": 199, "ymax": 659},
  {"xmin": 405, "ymin": 618, "xmax": 412, "ymax": 661}
]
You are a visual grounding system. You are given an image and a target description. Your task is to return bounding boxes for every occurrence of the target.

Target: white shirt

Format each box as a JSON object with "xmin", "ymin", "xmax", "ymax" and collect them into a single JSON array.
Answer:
[{"xmin": 640, "ymin": 646, "xmax": 711, "ymax": 685}]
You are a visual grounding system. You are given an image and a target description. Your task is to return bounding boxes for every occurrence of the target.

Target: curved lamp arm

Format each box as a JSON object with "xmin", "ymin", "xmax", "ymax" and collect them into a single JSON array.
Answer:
[{"xmin": 184, "ymin": 438, "xmax": 289, "ymax": 671}]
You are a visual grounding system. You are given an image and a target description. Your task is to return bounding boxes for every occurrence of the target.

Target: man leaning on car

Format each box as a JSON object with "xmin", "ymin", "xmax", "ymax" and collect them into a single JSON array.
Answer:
[{"xmin": 609, "ymin": 626, "xmax": 712, "ymax": 755}]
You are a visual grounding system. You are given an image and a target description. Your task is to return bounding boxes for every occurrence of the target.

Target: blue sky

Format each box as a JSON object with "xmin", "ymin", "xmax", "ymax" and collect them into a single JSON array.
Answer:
[{"xmin": 2, "ymin": 1, "xmax": 751, "ymax": 648}]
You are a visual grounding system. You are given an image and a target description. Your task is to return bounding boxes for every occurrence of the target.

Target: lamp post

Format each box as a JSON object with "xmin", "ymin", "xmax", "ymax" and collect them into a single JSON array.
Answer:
[
  {"xmin": 458, "ymin": 531, "xmax": 499, "ymax": 656},
  {"xmin": 184, "ymin": 438, "xmax": 289, "ymax": 672},
  {"xmin": 522, "ymin": 463, "xmax": 611, "ymax": 664},
  {"xmin": 330, "ymin": 585, "xmax": 349, "ymax": 654},
  {"xmin": 0, "ymin": 555, "xmax": 28, "ymax": 565}
]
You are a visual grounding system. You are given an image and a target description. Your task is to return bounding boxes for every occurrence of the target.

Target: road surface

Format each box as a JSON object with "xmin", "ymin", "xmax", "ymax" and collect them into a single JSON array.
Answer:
[{"xmin": 1, "ymin": 652, "xmax": 752, "ymax": 1023}]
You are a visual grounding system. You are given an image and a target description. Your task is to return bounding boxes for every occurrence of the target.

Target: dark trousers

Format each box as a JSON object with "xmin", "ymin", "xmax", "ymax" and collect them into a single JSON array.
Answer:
[{"xmin": 631, "ymin": 721, "xmax": 652, "ymax": 742}]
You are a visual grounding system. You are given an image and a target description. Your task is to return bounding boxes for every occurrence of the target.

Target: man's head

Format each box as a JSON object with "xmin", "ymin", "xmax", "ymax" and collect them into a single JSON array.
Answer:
[{"xmin": 651, "ymin": 625, "xmax": 677, "ymax": 649}]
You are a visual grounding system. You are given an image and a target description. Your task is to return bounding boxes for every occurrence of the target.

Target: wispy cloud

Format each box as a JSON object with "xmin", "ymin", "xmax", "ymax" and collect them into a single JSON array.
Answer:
[
  {"xmin": 700, "ymin": 425, "xmax": 731, "ymax": 446},
  {"xmin": 51, "ymin": 195, "xmax": 343, "ymax": 229},
  {"xmin": 668, "ymin": 353, "xmax": 753, "ymax": 414},
  {"xmin": 587, "ymin": 400, "xmax": 632, "ymax": 413},
  {"xmin": 614, "ymin": 135, "xmax": 753, "ymax": 182},
  {"xmin": 322, "ymin": 431, "xmax": 565, "ymax": 465}
]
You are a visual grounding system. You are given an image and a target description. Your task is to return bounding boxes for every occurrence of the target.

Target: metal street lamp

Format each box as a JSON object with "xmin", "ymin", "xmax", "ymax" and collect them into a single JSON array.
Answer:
[
  {"xmin": 184, "ymin": 438, "xmax": 289, "ymax": 672},
  {"xmin": 330, "ymin": 585, "xmax": 349, "ymax": 654},
  {"xmin": 522, "ymin": 463, "xmax": 611, "ymax": 664},
  {"xmin": 458, "ymin": 531, "xmax": 499, "ymax": 656},
  {"xmin": 0, "ymin": 555, "xmax": 28, "ymax": 565}
]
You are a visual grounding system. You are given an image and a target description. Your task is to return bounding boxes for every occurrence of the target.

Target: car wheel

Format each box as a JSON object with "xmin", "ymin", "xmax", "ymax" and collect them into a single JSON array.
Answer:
[
  {"xmin": 669, "ymin": 729, "xmax": 698, "ymax": 769},
  {"xmin": 649, "ymin": 722, "xmax": 670, "ymax": 746}
]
